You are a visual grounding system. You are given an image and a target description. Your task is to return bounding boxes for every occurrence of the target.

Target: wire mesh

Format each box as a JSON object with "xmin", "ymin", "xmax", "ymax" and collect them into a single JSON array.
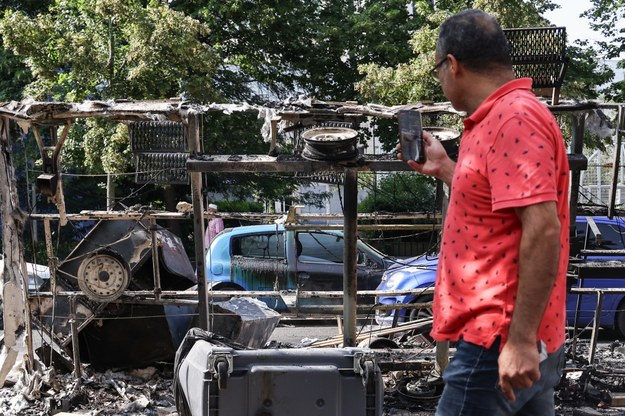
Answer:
[{"xmin": 503, "ymin": 27, "xmax": 567, "ymax": 89}]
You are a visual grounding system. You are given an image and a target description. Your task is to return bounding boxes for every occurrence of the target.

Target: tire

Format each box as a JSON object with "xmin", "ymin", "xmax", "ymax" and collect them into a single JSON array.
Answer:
[
  {"xmin": 614, "ymin": 298, "xmax": 625, "ymax": 339},
  {"xmin": 406, "ymin": 295, "xmax": 433, "ymax": 338},
  {"xmin": 408, "ymin": 295, "xmax": 433, "ymax": 322}
]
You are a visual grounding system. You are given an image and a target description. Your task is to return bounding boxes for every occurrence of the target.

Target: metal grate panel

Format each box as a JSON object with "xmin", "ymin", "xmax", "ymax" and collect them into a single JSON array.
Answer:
[
  {"xmin": 135, "ymin": 152, "xmax": 189, "ymax": 184},
  {"xmin": 503, "ymin": 27, "xmax": 567, "ymax": 89},
  {"xmin": 129, "ymin": 121, "xmax": 187, "ymax": 152},
  {"xmin": 129, "ymin": 121, "xmax": 189, "ymax": 184}
]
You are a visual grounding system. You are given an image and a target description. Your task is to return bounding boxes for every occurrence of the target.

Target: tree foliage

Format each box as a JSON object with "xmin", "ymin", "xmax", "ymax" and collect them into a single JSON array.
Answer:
[
  {"xmin": 172, "ymin": 0, "xmax": 422, "ymax": 102},
  {"xmin": 583, "ymin": 0, "xmax": 625, "ymax": 102},
  {"xmin": 0, "ymin": 0, "xmax": 623, "ymax": 220},
  {"xmin": 358, "ymin": 172, "xmax": 436, "ymax": 213},
  {"xmin": 356, "ymin": 0, "xmax": 616, "ymax": 107},
  {"xmin": 0, "ymin": 0, "xmax": 218, "ymax": 102}
]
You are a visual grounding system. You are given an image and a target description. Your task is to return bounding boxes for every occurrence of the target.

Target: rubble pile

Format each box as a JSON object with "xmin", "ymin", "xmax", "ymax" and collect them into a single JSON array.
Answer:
[
  {"xmin": 0, "ymin": 365, "xmax": 176, "ymax": 415},
  {"xmin": 1, "ymin": 338, "xmax": 625, "ymax": 415}
]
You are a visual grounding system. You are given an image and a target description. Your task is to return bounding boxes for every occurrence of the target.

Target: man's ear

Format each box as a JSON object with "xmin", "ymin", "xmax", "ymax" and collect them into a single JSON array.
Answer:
[{"xmin": 446, "ymin": 54, "xmax": 460, "ymax": 76}]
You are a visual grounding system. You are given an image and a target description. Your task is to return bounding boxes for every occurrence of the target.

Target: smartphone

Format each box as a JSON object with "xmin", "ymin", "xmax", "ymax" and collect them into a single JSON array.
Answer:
[{"xmin": 398, "ymin": 110, "xmax": 425, "ymax": 163}]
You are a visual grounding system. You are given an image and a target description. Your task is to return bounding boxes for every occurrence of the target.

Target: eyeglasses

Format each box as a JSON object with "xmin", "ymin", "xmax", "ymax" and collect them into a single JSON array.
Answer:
[{"xmin": 429, "ymin": 57, "xmax": 448, "ymax": 80}]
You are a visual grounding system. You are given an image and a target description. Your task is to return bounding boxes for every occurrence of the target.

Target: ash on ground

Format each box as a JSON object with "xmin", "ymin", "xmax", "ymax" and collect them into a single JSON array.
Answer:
[{"xmin": 2, "ymin": 338, "xmax": 625, "ymax": 415}]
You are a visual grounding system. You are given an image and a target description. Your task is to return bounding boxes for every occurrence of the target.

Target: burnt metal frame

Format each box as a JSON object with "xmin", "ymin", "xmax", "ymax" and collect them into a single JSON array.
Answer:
[{"xmin": 0, "ymin": 97, "xmax": 610, "ymax": 375}]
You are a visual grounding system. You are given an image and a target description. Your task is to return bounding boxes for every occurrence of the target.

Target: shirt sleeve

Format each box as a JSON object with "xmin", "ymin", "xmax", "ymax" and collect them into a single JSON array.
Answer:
[{"xmin": 487, "ymin": 117, "xmax": 559, "ymax": 211}]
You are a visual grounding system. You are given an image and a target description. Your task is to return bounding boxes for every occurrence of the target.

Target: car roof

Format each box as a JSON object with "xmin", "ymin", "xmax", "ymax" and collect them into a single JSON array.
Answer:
[
  {"xmin": 222, "ymin": 224, "xmax": 344, "ymax": 236},
  {"xmin": 224, "ymin": 224, "xmax": 284, "ymax": 235}
]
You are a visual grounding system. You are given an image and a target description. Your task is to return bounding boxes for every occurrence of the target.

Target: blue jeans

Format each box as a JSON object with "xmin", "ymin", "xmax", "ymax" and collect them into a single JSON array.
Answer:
[{"xmin": 435, "ymin": 338, "xmax": 565, "ymax": 416}]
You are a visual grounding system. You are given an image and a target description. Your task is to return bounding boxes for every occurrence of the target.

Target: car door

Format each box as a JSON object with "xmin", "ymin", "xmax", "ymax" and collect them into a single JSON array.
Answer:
[
  {"xmin": 230, "ymin": 231, "xmax": 289, "ymax": 292},
  {"xmin": 294, "ymin": 231, "xmax": 376, "ymax": 293},
  {"xmin": 569, "ymin": 218, "xmax": 625, "ymax": 326}
]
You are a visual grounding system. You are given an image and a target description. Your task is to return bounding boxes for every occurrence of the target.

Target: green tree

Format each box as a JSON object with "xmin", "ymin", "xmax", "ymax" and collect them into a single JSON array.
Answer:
[
  {"xmin": 356, "ymin": 0, "xmax": 558, "ymax": 107},
  {"xmin": 358, "ymin": 172, "xmax": 439, "ymax": 255},
  {"xmin": 0, "ymin": 0, "xmax": 221, "ymax": 219},
  {"xmin": 0, "ymin": 0, "xmax": 53, "ymax": 100},
  {"xmin": 359, "ymin": 172, "xmax": 436, "ymax": 213},
  {"xmin": 172, "ymin": 0, "xmax": 421, "ymax": 102},
  {"xmin": 356, "ymin": 0, "xmax": 615, "ymax": 152},
  {"xmin": 583, "ymin": 0, "xmax": 625, "ymax": 101},
  {"xmin": 0, "ymin": 0, "xmax": 218, "ymax": 102}
]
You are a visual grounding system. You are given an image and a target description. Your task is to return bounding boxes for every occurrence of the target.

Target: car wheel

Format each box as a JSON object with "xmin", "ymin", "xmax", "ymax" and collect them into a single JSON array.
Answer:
[
  {"xmin": 614, "ymin": 298, "xmax": 625, "ymax": 339},
  {"xmin": 209, "ymin": 283, "xmax": 242, "ymax": 301},
  {"xmin": 407, "ymin": 295, "xmax": 433, "ymax": 336}
]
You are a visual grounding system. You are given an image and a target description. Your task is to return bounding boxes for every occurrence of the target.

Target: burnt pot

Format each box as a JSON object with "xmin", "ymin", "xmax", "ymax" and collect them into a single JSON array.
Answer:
[
  {"xmin": 301, "ymin": 127, "xmax": 359, "ymax": 161},
  {"xmin": 424, "ymin": 127, "xmax": 460, "ymax": 161}
]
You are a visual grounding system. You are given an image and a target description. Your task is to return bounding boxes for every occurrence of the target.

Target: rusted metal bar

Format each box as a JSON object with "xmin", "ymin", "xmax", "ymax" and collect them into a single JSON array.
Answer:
[
  {"xmin": 187, "ymin": 154, "xmax": 415, "ymax": 173},
  {"xmin": 187, "ymin": 113, "xmax": 209, "ymax": 331},
  {"xmin": 29, "ymin": 287, "xmax": 435, "ymax": 299},
  {"xmin": 343, "ymin": 167, "xmax": 358, "ymax": 347},
  {"xmin": 285, "ymin": 224, "xmax": 441, "ymax": 231},
  {"xmin": 0, "ymin": 116, "xmax": 29, "ymax": 386},
  {"xmin": 608, "ymin": 105, "xmax": 625, "ymax": 218},
  {"xmin": 187, "ymin": 153, "xmax": 589, "ymax": 174},
  {"xmin": 310, "ymin": 318, "xmax": 432, "ymax": 348},
  {"xmin": 569, "ymin": 113, "xmax": 587, "ymax": 235},
  {"xmin": 29, "ymin": 211, "xmax": 441, "ymax": 229},
  {"xmin": 589, "ymin": 290, "xmax": 604, "ymax": 365},
  {"xmin": 149, "ymin": 219, "xmax": 162, "ymax": 299},
  {"xmin": 69, "ymin": 296, "xmax": 82, "ymax": 379}
]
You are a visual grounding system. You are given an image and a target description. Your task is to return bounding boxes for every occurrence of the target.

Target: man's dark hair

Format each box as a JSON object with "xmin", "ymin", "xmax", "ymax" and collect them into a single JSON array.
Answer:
[{"xmin": 437, "ymin": 9, "xmax": 512, "ymax": 73}]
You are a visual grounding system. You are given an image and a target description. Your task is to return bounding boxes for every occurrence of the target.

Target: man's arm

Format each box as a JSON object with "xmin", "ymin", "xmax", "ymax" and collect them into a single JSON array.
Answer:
[{"xmin": 498, "ymin": 201, "xmax": 561, "ymax": 401}]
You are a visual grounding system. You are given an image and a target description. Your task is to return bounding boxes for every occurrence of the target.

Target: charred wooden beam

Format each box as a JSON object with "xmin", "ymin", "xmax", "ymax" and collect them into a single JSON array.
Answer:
[{"xmin": 0, "ymin": 116, "xmax": 31, "ymax": 386}]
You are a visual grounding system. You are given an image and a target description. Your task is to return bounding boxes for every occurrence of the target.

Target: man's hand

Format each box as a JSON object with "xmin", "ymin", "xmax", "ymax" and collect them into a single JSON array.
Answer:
[
  {"xmin": 498, "ymin": 339, "xmax": 541, "ymax": 401},
  {"xmin": 397, "ymin": 130, "xmax": 455, "ymax": 185}
]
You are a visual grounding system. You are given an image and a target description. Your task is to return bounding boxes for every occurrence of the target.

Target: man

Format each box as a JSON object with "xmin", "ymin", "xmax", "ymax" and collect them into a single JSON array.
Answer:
[
  {"xmin": 204, "ymin": 203, "xmax": 224, "ymax": 250},
  {"xmin": 400, "ymin": 10, "xmax": 569, "ymax": 415}
]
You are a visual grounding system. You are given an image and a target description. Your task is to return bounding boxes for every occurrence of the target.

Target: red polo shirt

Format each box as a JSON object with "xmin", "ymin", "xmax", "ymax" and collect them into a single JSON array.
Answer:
[{"xmin": 431, "ymin": 78, "xmax": 570, "ymax": 353}]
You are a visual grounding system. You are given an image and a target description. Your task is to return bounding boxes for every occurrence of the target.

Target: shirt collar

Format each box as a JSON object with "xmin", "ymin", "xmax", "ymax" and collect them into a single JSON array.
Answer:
[{"xmin": 463, "ymin": 78, "xmax": 533, "ymax": 129}]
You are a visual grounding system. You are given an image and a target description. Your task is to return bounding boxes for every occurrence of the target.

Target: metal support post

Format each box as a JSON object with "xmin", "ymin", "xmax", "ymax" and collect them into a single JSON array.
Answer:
[
  {"xmin": 150, "ymin": 219, "xmax": 162, "ymax": 299},
  {"xmin": 608, "ymin": 105, "xmax": 625, "ymax": 218},
  {"xmin": 569, "ymin": 113, "xmax": 586, "ymax": 228},
  {"xmin": 69, "ymin": 296, "xmax": 82, "ymax": 380},
  {"xmin": 187, "ymin": 113, "xmax": 209, "ymax": 330},
  {"xmin": 343, "ymin": 167, "xmax": 358, "ymax": 347},
  {"xmin": 588, "ymin": 290, "xmax": 604, "ymax": 365}
]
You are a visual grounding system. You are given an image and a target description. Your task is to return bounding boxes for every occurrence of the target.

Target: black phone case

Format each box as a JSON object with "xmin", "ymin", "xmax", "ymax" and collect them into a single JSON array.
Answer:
[{"xmin": 398, "ymin": 110, "xmax": 424, "ymax": 163}]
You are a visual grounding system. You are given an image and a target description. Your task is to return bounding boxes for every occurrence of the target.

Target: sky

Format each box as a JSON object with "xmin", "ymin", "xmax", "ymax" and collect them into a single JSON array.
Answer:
[{"xmin": 542, "ymin": 0, "xmax": 601, "ymax": 43}]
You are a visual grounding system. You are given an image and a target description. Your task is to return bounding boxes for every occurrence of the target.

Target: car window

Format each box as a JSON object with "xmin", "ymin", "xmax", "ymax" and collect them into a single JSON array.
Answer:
[
  {"xmin": 297, "ymin": 232, "xmax": 344, "ymax": 263},
  {"xmin": 233, "ymin": 232, "xmax": 285, "ymax": 259},
  {"xmin": 576, "ymin": 221, "xmax": 625, "ymax": 250},
  {"xmin": 297, "ymin": 231, "xmax": 367, "ymax": 265}
]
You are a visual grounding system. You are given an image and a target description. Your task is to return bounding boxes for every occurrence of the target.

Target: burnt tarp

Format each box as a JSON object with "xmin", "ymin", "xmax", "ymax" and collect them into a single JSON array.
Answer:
[
  {"xmin": 202, "ymin": 297, "xmax": 280, "ymax": 349},
  {"xmin": 31, "ymin": 220, "xmax": 197, "ymax": 369}
]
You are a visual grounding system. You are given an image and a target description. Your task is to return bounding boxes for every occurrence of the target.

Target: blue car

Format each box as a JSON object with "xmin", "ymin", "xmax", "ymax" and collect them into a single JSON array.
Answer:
[
  {"xmin": 375, "ymin": 216, "xmax": 625, "ymax": 338},
  {"xmin": 205, "ymin": 224, "xmax": 395, "ymax": 311}
]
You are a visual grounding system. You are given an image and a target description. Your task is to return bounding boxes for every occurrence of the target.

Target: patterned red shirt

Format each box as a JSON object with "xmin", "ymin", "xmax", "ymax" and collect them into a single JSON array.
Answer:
[{"xmin": 431, "ymin": 78, "xmax": 570, "ymax": 353}]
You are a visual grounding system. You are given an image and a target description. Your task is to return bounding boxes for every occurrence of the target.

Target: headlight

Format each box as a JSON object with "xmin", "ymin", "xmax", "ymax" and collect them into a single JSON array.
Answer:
[{"xmin": 381, "ymin": 272, "xmax": 406, "ymax": 290}]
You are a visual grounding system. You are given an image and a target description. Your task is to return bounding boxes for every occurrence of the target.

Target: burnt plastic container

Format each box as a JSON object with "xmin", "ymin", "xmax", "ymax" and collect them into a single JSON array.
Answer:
[{"xmin": 174, "ymin": 329, "xmax": 383, "ymax": 416}]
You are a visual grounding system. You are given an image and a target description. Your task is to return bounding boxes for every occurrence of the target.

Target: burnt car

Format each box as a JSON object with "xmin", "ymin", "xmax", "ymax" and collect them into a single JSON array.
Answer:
[
  {"xmin": 204, "ymin": 224, "xmax": 396, "ymax": 311},
  {"xmin": 30, "ymin": 220, "xmax": 197, "ymax": 369}
]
